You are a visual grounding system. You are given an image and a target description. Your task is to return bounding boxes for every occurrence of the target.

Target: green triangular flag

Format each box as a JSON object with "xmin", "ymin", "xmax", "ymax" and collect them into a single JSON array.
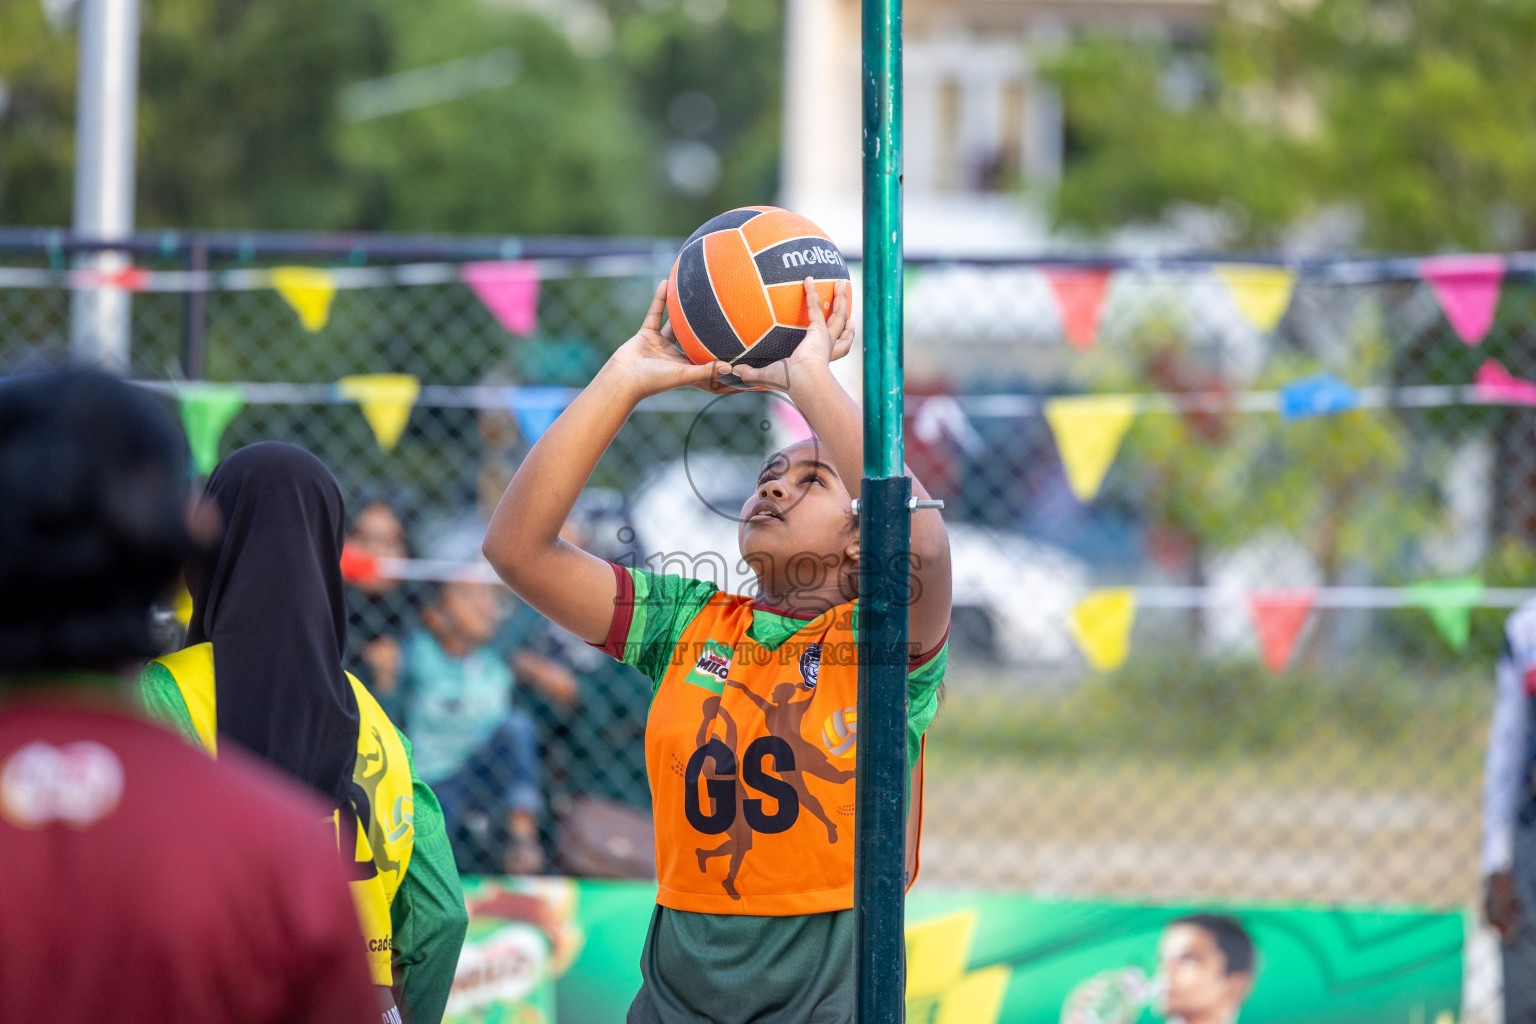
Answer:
[
  {"xmin": 1405, "ymin": 576, "xmax": 1484, "ymax": 651},
  {"xmin": 177, "ymin": 384, "xmax": 246, "ymax": 475}
]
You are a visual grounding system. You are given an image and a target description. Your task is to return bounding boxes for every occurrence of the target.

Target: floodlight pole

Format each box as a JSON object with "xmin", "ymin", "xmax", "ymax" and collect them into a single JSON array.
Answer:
[
  {"xmin": 71, "ymin": 0, "xmax": 142, "ymax": 370},
  {"xmin": 854, "ymin": 0, "xmax": 908, "ymax": 1017}
]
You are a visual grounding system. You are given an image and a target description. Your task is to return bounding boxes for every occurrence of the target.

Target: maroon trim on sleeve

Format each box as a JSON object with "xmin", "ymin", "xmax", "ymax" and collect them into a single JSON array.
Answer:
[
  {"xmin": 909, "ymin": 622, "xmax": 951, "ymax": 669},
  {"xmin": 588, "ymin": 562, "xmax": 635, "ymax": 659}
]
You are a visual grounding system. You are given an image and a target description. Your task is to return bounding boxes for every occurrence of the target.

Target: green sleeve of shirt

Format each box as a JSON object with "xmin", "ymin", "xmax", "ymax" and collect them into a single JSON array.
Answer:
[
  {"xmin": 905, "ymin": 643, "xmax": 947, "ymax": 767},
  {"xmin": 847, "ymin": 603, "xmax": 949, "ymax": 768},
  {"xmin": 391, "ymin": 725, "xmax": 467, "ymax": 1024},
  {"xmin": 611, "ymin": 566, "xmax": 720, "ymax": 691},
  {"xmin": 136, "ymin": 661, "xmax": 200, "ymax": 745}
]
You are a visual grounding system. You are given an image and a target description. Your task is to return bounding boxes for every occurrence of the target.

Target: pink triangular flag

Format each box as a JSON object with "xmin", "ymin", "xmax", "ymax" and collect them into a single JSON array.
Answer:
[
  {"xmin": 1044, "ymin": 268, "xmax": 1113, "ymax": 349},
  {"xmin": 1420, "ymin": 255, "xmax": 1505, "ymax": 346},
  {"xmin": 1247, "ymin": 589, "xmax": 1316, "ymax": 673},
  {"xmin": 1474, "ymin": 360, "xmax": 1536, "ymax": 406},
  {"xmin": 463, "ymin": 261, "xmax": 541, "ymax": 336}
]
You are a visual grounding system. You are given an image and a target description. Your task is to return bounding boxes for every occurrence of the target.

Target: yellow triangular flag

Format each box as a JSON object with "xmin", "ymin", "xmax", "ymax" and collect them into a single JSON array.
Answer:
[
  {"xmin": 1069, "ymin": 588, "xmax": 1137, "ymax": 671},
  {"xmin": 1215, "ymin": 265, "xmax": 1296, "ymax": 332},
  {"xmin": 1043, "ymin": 395, "xmax": 1137, "ymax": 502},
  {"xmin": 272, "ymin": 266, "xmax": 337, "ymax": 332},
  {"xmin": 337, "ymin": 374, "xmax": 420, "ymax": 452},
  {"xmin": 906, "ymin": 912, "xmax": 977, "ymax": 999},
  {"xmin": 930, "ymin": 966, "xmax": 1010, "ymax": 1024}
]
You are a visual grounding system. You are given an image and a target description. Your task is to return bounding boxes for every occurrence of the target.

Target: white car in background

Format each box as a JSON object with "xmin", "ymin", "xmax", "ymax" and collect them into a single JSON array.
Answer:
[{"xmin": 628, "ymin": 455, "xmax": 1088, "ymax": 665}]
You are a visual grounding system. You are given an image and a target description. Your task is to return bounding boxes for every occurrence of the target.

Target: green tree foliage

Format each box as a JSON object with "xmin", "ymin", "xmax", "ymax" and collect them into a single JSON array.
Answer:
[
  {"xmin": 607, "ymin": 0, "xmax": 783, "ymax": 232},
  {"xmin": 338, "ymin": 1, "xmax": 652, "ymax": 235},
  {"xmin": 0, "ymin": 3, "xmax": 81, "ymax": 225},
  {"xmin": 138, "ymin": 0, "xmax": 390, "ymax": 230},
  {"xmin": 1045, "ymin": 0, "xmax": 1536, "ymax": 250},
  {"xmin": 0, "ymin": 0, "xmax": 783, "ymax": 235},
  {"xmin": 1, "ymin": 0, "xmax": 391, "ymax": 229}
]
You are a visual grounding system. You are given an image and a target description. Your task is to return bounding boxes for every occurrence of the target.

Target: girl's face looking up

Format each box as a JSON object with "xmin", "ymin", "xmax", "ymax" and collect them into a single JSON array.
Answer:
[{"xmin": 738, "ymin": 439, "xmax": 859, "ymax": 606}]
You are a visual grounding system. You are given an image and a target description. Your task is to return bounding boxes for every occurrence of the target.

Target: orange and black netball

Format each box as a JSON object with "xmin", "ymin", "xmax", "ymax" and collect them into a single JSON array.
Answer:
[{"xmin": 667, "ymin": 206, "xmax": 851, "ymax": 368}]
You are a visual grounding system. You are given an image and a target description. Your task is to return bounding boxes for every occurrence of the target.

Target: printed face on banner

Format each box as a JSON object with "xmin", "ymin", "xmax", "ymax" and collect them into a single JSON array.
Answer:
[{"xmin": 1154, "ymin": 924, "xmax": 1254, "ymax": 1023}]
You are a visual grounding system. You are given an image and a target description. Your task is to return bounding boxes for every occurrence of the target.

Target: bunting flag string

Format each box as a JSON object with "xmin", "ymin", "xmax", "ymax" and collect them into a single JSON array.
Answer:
[
  {"xmin": 131, "ymin": 373, "xmax": 1536, "ymax": 418},
  {"xmin": 1404, "ymin": 576, "xmax": 1485, "ymax": 651},
  {"xmin": 5, "ymin": 252, "xmax": 1535, "ymax": 303},
  {"xmin": 1247, "ymin": 589, "xmax": 1317, "ymax": 673},
  {"xmin": 1215, "ymin": 265, "xmax": 1297, "ymax": 333},
  {"xmin": 463, "ymin": 261, "xmax": 541, "ymax": 337},
  {"xmin": 1473, "ymin": 360, "xmax": 1536, "ymax": 406},
  {"xmin": 271, "ymin": 266, "xmax": 338, "ymax": 332},
  {"xmin": 1044, "ymin": 267, "xmax": 1113, "ymax": 349},
  {"xmin": 1420, "ymin": 255, "xmax": 1505, "ymax": 346},
  {"xmin": 1044, "ymin": 396, "xmax": 1137, "ymax": 503},
  {"xmin": 176, "ymin": 383, "xmax": 246, "ymax": 475},
  {"xmin": 75, "ymin": 264, "xmax": 149, "ymax": 292},
  {"xmin": 336, "ymin": 373, "xmax": 421, "ymax": 452},
  {"xmin": 1069, "ymin": 589, "xmax": 1137, "ymax": 672},
  {"xmin": 330, "ymin": 543, "xmax": 1536, "ymax": 670}
]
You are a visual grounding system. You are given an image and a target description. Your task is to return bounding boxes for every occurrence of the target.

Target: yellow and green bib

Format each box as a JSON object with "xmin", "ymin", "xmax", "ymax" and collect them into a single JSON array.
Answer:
[{"xmin": 141, "ymin": 643, "xmax": 415, "ymax": 986}]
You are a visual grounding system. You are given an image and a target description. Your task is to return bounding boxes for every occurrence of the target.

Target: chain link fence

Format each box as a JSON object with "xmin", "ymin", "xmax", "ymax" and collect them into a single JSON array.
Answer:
[{"xmin": 5, "ymin": 233, "xmax": 1532, "ymax": 1019}]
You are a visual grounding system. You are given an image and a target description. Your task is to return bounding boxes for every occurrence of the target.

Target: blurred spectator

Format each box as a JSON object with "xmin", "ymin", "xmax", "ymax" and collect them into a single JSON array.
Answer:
[
  {"xmin": 505, "ymin": 518, "xmax": 651, "ymax": 811},
  {"xmin": 499, "ymin": 513, "xmax": 657, "ymax": 878},
  {"xmin": 1482, "ymin": 598, "xmax": 1536, "ymax": 1022},
  {"xmin": 343, "ymin": 489, "xmax": 424, "ymax": 719},
  {"xmin": 505, "ymin": 599, "xmax": 651, "ymax": 809},
  {"xmin": 400, "ymin": 576, "xmax": 546, "ymax": 877}
]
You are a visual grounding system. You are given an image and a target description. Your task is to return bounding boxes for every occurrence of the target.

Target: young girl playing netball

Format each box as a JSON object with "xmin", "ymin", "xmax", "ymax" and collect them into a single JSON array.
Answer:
[{"xmin": 482, "ymin": 277, "xmax": 951, "ymax": 1023}]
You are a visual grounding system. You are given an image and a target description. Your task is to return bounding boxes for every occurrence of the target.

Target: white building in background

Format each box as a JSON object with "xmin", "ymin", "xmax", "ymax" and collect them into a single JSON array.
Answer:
[{"xmin": 781, "ymin": 0, "xmax": 1213, "ymax": 256}]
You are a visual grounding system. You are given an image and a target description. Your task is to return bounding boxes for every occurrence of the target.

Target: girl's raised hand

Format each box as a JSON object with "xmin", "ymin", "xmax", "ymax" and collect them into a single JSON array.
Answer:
[
  {"xmin": 796, "ymin": 276, "xmax": 856, "ymax": 366},
  {"xmin": 727, "ymin": 277, "xmax": 855, "ymax": 392},
  {"xmin": 605, "ymin": 280, "xmax": 732, "ymax": 400}
]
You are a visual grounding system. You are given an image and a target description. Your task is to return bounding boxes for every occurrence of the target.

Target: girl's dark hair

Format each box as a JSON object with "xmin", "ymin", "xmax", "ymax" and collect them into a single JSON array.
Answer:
[{"xmin": 0, "ymin": 368, "xmax": 190, "ymax": 672}]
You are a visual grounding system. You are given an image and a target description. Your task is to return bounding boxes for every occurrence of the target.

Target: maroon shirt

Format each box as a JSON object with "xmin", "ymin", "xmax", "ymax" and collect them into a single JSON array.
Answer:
[{"xmin": 0, "ymin": 695, "xmax": 378, "ymax": 1024}]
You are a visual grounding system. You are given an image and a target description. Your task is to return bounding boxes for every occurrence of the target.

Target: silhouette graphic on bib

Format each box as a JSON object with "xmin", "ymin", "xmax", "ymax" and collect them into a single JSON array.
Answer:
[
  {"xmin": 690, "ymin": 677, "xmax": 857, "ymax": 900},
  {"xmin": 726, "ymin": 680, "xmax": 852, "ymax": 842},
  {"xmin": 352, "ymin": 725, "xmax": 402, "ymax": 880},
  {"xmin": 692, "ymin": 702, "xmax": 754, "ymax": 899}
]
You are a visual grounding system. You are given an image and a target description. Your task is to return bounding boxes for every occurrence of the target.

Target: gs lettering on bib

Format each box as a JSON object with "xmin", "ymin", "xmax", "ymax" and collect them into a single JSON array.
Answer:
[{"xmin": 646, "ymin": 594, "xmax": 921, "ymax": 916}]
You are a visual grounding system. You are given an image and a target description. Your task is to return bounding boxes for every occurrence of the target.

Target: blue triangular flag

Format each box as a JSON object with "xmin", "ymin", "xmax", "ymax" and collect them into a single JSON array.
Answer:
[
  {"xmin": 504, "ymin": 386, "xmax": 573, "ymax": 443},
  {"xmin": 1279, "ymin": 374, "xmax": 1358, "ymax": 421}
]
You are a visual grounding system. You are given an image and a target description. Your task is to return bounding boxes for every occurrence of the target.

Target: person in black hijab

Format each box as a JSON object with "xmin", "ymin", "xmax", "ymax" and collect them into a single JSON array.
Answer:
[
  {"xmin": 188, "ymin": 442, "xmax": 360, "ymax": 806},
  {"xmin": 139, "ymin": 442, "xmax": 467, "ymax": 1024}
]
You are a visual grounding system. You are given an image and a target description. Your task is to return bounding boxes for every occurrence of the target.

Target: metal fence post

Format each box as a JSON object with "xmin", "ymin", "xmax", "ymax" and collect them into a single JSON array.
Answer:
[
  {"xmin": 70, "ymin": 0, "xmax": 142, "ymax": 371},
  {"xmin": 182, "ymin": 237, "xmax": 209, "ymax": 380},
  {"xmin": 855, "ymin": 0, "xmax": 908, "ymax": 1018}
]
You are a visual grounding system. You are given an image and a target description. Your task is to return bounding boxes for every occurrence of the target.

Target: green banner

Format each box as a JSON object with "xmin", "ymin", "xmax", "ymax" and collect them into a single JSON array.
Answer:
[{"xmin": 446, "ymin": 879, "xmax": 1463, "ymax": 1024}]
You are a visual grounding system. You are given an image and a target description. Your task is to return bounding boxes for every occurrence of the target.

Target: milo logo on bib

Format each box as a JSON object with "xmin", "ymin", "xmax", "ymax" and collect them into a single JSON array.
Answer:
[{"xmin": 685, "ymin": 641, "xmax": 734, "ymax": 694}]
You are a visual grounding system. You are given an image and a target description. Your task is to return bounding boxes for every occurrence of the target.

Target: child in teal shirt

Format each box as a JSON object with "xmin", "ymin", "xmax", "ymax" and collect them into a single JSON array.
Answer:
[{"xmin": 400, "ymin": 577, "xmax": 544, "ymax": 875}]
